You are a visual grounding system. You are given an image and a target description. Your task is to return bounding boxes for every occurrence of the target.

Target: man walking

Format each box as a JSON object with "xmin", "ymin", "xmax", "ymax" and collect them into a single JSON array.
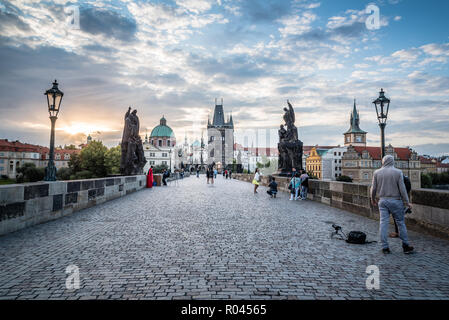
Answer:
[{"xmin": 370, "ymin": 155, "xmax": 414, "ymax": 254}]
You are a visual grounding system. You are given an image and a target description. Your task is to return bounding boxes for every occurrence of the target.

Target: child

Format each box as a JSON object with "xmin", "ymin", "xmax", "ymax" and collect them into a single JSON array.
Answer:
[{"xmin": 267, "ymin": 177, "xmax": 278, "ymax": 198}]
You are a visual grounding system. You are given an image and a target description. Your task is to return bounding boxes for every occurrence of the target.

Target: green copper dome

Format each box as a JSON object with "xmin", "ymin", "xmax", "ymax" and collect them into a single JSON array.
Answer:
[{"xmin": 150, "ymin": 116, "xmax": 174, "ymax": 138}]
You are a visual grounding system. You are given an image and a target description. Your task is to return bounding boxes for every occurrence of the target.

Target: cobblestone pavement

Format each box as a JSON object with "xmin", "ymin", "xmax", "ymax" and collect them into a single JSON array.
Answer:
[{"xmin": 1, "ymin": 176, "xmax": 449, "ymax": 300}]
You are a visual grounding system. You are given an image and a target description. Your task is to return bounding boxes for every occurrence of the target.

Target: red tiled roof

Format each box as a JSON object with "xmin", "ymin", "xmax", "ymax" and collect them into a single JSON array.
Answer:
[
  {"xmin": 419, "ymin": 156, "xmax": 436, "ymax": 164},
  {"xmin": 0, "ymin": 139, "xmax": 80, "ymax": 160},
  {"xmin": 436, "ymin": 162, "xmax": 449, "ymax": 168},
  {"xmin": 352, "ymin": 146, "xmax": 412, "ymax": 160}
]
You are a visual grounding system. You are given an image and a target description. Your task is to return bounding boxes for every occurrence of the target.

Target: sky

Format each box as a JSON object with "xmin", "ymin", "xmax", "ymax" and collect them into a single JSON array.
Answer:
[{"xmin": 0, "ymin": 0, "xmax": 448, "ymax": 156}]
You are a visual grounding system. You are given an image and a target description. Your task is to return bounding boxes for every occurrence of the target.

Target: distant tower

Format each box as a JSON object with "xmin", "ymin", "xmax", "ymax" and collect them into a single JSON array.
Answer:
[
  {"xmin": 207, "ymin": 98, "xmax": 234, "ymax": 168},
  {"xmin": 344, "ymin": 99, "xmax": 367, "ymax": 147},
  {"xmin": 87, "ymin": 134, "xmax": 92, "ymax": 144}
]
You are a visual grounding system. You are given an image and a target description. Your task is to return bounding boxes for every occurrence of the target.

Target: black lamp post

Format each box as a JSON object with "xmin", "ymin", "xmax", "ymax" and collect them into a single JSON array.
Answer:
[
  {"xmin": 373, "ymin": 88, "xmax": 390, "ymax": 159},
  {"xmin": 169, "ymin": 149, "xmax": 172, "ymax": 173},
  {"xmin": 44, "ymin": 80, "xmax": 64, "ymax": 181}
]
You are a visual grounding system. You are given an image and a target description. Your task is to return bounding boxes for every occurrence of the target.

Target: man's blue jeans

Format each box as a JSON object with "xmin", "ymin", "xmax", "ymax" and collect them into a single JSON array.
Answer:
[
  {"xmin": 300, "ymin": 186, "xmax": 308, "ymax": 200},
  {"xmin": 379, "ymin": 198, "xmax": 409, "ymax": 249}
]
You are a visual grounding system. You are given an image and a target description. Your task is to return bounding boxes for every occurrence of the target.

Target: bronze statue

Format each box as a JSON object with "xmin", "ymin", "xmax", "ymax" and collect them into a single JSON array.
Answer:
[
  {"xmin": 120, "ymin": 107, "xmax": 147, "ymax": 175},
  {"xmin": 278, "ymin": 100, "xmax": 303, "ymax": 175}
]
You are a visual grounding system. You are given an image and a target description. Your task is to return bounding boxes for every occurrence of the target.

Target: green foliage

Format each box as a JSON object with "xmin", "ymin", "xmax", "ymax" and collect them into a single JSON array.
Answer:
[
  {"xmin": 64, "ymin": 144, "xmax": 77, "ymax": 150},
  {"xmin": 16, "ymin": 163, "xmax": 45, "ymax": 182},
  {"xmin": 336, "ymin": 175, "xmax": 353, "ymax": 183},
  {"xmin": 427, "ymin": 172, "xmax": 449, "ymax": 186},
  {"xmin": 68, "ymin": 153, "xmax": 82, "ymax": 173},
  {"xmin": 75, "ymin": 170, "xmax": 93, "ymax": 180},
  {"xmin": 243, "ymin": 169, "xmax": 248, "ymax": 174},
  {"xmin": 256, "ymin": 162, "xmax": 264, "ymax": 168},
  {"xmin": 421, "ymin": 173, "xmax": 432, "ymax": 188},
  {"xmin": 104, "ymin": 145, "xmax": 121, "ymax": 175},
  {"xmin": 56, "ymin": 167, "xmax": 72, "ymax": 181},
  {"xmin": 153, "ymin": 164, "xmax": 168, "ymax": 174},
  {"xmin": 79, "ymin": 141, "xmax": 108, "ymax": 177},
  {"xmin": 232, "ymin": 158, "xmax": 237, "ymax": 172}
]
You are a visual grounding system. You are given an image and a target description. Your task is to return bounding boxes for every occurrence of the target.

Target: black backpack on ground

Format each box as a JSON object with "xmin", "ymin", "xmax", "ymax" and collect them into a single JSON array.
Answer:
[{"xmin": 331, "ymin": 225, "xmax": 376, "ymax": 244}]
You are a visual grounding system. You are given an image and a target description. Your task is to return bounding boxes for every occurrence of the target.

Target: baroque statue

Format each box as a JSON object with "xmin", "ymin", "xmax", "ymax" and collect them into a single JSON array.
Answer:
[
  {"xmin": 120, "ymin": 106, "xmax": 147, "ymax": 175},
  {"xmin": 278, "ymin": 100, "xmax": 303, "ymax": 176}
]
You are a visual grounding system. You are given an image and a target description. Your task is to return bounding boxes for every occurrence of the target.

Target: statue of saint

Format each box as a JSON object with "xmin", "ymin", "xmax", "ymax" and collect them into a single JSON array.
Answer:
[{"xmin": 120, "ymin": 107, "xmax": 147, "ymax": 175}]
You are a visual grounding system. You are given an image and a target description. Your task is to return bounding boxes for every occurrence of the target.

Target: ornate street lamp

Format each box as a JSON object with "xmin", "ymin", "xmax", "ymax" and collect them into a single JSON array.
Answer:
[
  {"xmin": 373, "ymin": 88, "xmax": 390, "ymax": 159},
  {"xmin": 44, "ymin": 80, "xmax": 64, "ymax": 181}
]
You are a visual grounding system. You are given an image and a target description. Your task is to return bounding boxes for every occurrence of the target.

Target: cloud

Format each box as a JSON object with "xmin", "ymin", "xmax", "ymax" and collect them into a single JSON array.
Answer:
[{"xmin": 79, "ymin": 6, "xmax": 137, "ymax": 41}]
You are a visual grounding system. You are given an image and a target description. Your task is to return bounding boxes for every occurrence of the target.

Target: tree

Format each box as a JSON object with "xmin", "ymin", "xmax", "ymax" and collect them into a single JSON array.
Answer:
[
  {"xmin": 105, "ymin": 145, "xmax": 121, "ymax": 175},
  {"xmin": 337, "ymin": 175, "xmax": 353, "ymax": 183},
  {"xmin": 421, "ymin": 173, "xmax": 432, "ymax": 188},
  {"xmin": 68, "ymin": 153, "xmax": 82, "ymax": 173},
  {"xmin": 79, "ymin": 140, "xmax": 108, "ymax": 178},
  {"xmin": 64, "ymin": 144, "xmax": 77, "ymax": 150},
  {"xmin": 153, "ymin": 164, "xmax": 168, "ymax": 174},
  {"xmin": 57, "ymin": 167, "xmax": 72, "ymax": 181},
  {"xmin": 16, "ymin": 163, "xmax": 45, "ymax": 182}
]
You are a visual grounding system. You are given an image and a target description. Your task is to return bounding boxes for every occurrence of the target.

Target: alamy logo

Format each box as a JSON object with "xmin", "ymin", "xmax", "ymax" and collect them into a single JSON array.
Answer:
[
  {"xmin": 365, "ymin": 4, "xmax": 380, "ymax": 30},
  {"xmin": 366, "ymin": 265, "xmax": 380, "ymax": 290},
  {"xmin": 65, "ymin": 5, "xmax": 80, "ymax": 30},
  {"xmin": 65, "ymin": 264, "xmax": 80, "ymax": 290}
]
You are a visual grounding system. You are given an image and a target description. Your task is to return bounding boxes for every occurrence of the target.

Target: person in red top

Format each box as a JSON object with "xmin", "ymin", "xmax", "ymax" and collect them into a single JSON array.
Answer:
[{"xmin": 146, "ymin": 166, "xmax": 154, "ymax": 188}]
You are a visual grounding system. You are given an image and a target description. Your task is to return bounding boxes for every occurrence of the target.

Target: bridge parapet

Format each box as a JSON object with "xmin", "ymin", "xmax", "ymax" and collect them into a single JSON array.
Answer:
[
  {"xmin": 233, "ymin": 173, "xmax": 449, "ymax": 239},
  {"xmin": 0, "ymin": 175, "xmax": 146, "ymax": 236}
]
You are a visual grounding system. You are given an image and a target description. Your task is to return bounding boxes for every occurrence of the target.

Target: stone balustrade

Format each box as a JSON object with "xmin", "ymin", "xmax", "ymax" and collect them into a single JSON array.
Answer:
[
  {"xmin": 233, "ymin": 173, "xmax": 449, "ymax": 239},
  {"xmin": 0, "ymin": 175, "xmax": 147, "ymax": 236}
]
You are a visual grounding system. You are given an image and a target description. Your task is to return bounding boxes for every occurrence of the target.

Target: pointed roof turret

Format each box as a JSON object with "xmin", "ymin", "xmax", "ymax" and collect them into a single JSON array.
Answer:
[{"xmin": 345, "ymin": 99, "xmax": 366, "ymax": 134}]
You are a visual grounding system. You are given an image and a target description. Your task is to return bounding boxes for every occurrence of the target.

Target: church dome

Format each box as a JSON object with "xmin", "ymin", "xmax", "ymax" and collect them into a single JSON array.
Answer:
[{"xmin": 150, "ymin": 116, "xmax": 174, "ymax": 138}]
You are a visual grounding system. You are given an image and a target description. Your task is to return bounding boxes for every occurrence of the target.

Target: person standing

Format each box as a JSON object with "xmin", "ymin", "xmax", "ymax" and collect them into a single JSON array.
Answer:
[
  {"xmin": 206, "ymin": 167, "xmax": 211, "ymax": 184},
  {"xmin": 253, "ymin": 168, "xmax": 261, "ymax": 194},
  {"xmin": 214, "ymin": 168, "xmax": 217, "ymax": 179},
  {"xmin": 370, "ymin": 155, "xmax": 414, "ymax": 254},
  {"xmin": 229, "ymin": 170, "xmax": 232, "ymax": 179},
  {"xmin": 300, "ymin": 170, "xmax": 309, "ymax": 200},
  {"xmin": 289, "ymin": 172, "xmax": 301, "ymax": 200},
  {"xmin": 162, "ymin": 169, "xmax": 168, "ymax": 186},
  {"xmin": 196, "ymin": 167, "xmax": 200, "ymax": 178},
  {"xmin": 146, "ymin": 166, "xmax": 154, "ymax": 188}
]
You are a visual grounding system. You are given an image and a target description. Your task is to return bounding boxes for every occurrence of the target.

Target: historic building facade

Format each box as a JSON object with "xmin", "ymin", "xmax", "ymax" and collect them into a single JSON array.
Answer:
[
  {"xmin": 207, "ymin": 99, "xmax": 234, "ymax": 169},
  {"xmin": 143, "ymin": 116, "xmax": 176, "ymax": 173},
  {"xmin": 322, "ymin": 146, "xmax": 348, "ymax": 180},
  {"xmin": 0, "ymin": 139, "xmax": 80, "ymax": 179},
  {"xmin": 340, "ymin": 100, "xmax": 421, "ymax": 188},
  {"xmin": 305, "ymin": 147, "xmax": 330, "ymax": 179},
  {"xmin": 342, "ymin": 144, "xmax": 421, "ymax": 188}
]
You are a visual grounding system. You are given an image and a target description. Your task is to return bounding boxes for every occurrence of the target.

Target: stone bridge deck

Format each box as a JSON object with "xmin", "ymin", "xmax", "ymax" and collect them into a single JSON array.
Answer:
[{"xmin": 0, "ymin": 176, "xmax": 448, "ymax": 300}]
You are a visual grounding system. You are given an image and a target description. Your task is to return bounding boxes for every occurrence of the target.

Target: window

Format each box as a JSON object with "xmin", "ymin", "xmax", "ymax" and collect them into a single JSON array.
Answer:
[
  {"xmin": 0, "ymin": 153, "xmax": 3, "ymax": 156},
  {"xmin": 334, "ymin": 152, "xmax": 337, "ymax": 156},
  {"xmin": 162, "ymin": 153, "xmax": 168, "ymax": 157},
  {"xmin": 356, "ymin": 136, "xmax": 362, "ymax": 142},
  {"xmin": 0, "ymin": 159, "xmax": 3, "ymax": 164},
  {"xmin": 150, "ymin": 152, "xmax": 155, "ymax": 157},
  {"xmin": 338, "ymin": 152, "xmax": 341, "ymax": 156},
  {"xmin": 150, "ymin": 161, "xmax": 155, "ymax": 165},
  {"xmin": 158, "ymin": 140, "xmax": 162, "ymax": 147},
  {"xmin": 162, "ymin": 161, "xmax": 167, "ymax": 165},
  {"xmin": 346, "ymin": 136, "xmax": 350, "ymax": 142},
  {"xmin": 334, "ymin": 159, "xmax": 337, "ymax": 164},
  {"xmin": 211, "ymin": 136, "xmax": 214, "ymax": 141},
  {"xmin": 363, "ymin": 173, "xmax": 369, "ymax": 180},
  {"xmin": 167, "ymin": 140, "xmax": 170, "ymax": 147},
  {"xmin": 339, "ymin": 160, "xmax": 341, "ymax": 163}
]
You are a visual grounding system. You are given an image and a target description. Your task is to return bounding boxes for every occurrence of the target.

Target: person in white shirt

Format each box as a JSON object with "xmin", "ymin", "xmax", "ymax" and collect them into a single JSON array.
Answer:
[{"xmin": 252, "ymin": 168, "xmax": 261, "ymax": 194}]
